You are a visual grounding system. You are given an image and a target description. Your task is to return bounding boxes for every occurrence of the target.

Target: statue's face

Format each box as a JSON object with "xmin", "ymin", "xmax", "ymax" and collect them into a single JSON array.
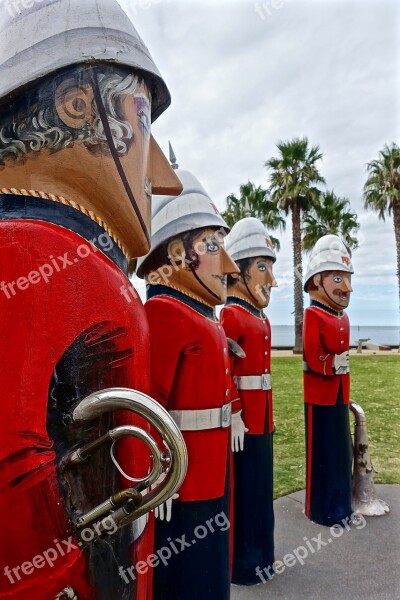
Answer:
[
  {"xmin": 244, "ymin": 257, "xmax": 277, "ymax": 309},
  {"xmin": 166, "ymin": 228, "xmax": 239, "ymax": 306},
  {"xmin": 0, "ymin": 67, "xmax": 181, "ymax": 260},
  {"xmin": 311, "ymin": 270, "xmax": 353, "ymax": 309},
  {"xmin": 113, "ymin": 80, "xmax": 153, "ymax": 254},
  {"xmin": 55, "ymin": 77, "xmax": 173, "ymax": 258}
]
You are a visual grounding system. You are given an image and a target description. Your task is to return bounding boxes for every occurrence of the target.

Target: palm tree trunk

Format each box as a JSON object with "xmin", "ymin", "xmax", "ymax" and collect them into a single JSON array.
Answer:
[
  {"xmin": 393, "ymin": 200, "xmax": 400, "ymax": 333},
  {"xmin": 292, "ymin": 200, "xmax": 304, "ymax": 353}
]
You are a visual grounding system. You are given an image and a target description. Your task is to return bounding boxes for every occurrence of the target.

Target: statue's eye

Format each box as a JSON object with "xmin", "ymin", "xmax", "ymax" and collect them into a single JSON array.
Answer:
[
  {"xmin": 206, "ymin": 241, "xmax": 220, "ymax": 253},
  {"xmin": 333, "ymin": 276, "xmax": 343, "ymax": 284},
  {"xmin": 258, "ymin": 264, "xmax": 266, "ymax": 272},
  {"xmin": 204, "ymin": 236, "xmax": 221, "ymax": 253}
]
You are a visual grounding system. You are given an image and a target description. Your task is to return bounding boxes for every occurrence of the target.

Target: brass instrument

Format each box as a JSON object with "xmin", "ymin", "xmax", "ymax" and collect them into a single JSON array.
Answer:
[{"xmin": 61, "ymin": 387, "xmax": 188, "ymax": 538}]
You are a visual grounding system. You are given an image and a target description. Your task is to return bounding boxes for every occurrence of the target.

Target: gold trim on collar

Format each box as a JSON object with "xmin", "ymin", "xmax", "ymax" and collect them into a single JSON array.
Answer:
[
  {"xmin": 311, "ymin": 299, "xmax": 344, "ymax": 317},
  {"xmin": 0, "ymin": 187, "xmax": 129, "ymax": 259},
  {"xmin": 157, "ymin": 283, "xmax": 217, "ymax": 312},
  {"xmin": 227, "ymin": 294, "xmax": 264, "ymax": 318}
]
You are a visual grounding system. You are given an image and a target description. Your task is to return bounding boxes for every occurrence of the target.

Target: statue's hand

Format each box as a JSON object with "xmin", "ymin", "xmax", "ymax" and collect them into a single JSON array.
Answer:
[
  {"xmin": 231, "ymin": 410, "xmax": 249, "ymax": 452},
  {"xmin": 154, "ymin": 493, "xmax": 179, "ymax": 522},
  {"xmin": 334, "ymin": 350, "xmax": 350, "ymax": 374}
]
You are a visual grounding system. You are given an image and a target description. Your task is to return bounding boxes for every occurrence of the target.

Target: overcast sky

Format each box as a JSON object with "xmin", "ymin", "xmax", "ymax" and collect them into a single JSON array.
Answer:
[{"xmin": 120, "ymin": 0, "xmax": 399, "ymax": 328}]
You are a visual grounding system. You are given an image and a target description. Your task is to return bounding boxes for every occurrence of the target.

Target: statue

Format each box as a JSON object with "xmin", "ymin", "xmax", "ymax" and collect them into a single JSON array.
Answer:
[
  {"xmin": 0, "ymin": 1, "xmax": 186, "ymax": 599},
  {"xmin": 221, "ymin": 217, "xmax": 277, "ymax": 585},
  {"xmin": 136, "ymin": 168, "xmax": 240, "ymax": 600},
  {"xmin": 303, "ymin": 235, "xmax": 354, "ymax": 527}
]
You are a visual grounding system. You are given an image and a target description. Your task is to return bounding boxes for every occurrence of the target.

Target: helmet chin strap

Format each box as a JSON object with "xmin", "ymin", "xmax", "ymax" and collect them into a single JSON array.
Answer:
[
  {"xmin": 189, "ymin": 266, "xmax": 222, "ymax": 302},
  {"xmin": 182, "ymin": 236, "xmax": 222, "ymax": 302},
  {"xmin": 89, "ymin": 67, "xmax": 150, "ymax": 247},
  {"xmin": 321, "ymin": 276, "xmax": 343, "ymax": 310},
  {"xmin": 241, "ymin": 267, "xmax": 260, "ymax": 306}
]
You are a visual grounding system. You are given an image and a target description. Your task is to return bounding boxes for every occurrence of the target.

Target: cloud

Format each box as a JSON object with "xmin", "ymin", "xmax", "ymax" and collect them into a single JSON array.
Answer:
[{"xmin": 120, "ymin": 0, "xmax": 399, "ymax": 325}]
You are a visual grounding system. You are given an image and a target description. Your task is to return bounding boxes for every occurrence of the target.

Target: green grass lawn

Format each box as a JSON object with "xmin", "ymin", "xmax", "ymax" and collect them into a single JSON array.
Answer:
[{"xmin": 272, "ymin": 355, "xmax": 400, "ymax": 499}]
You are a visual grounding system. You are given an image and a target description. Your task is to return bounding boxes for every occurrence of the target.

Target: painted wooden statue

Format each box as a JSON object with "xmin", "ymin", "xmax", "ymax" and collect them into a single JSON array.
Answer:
[
  {"xmin": 0, "ymin": 1, "xmax": 186, "ymax": 599},
  {"xmin": 221, "ymin": 217, "xmax": 277, "ymax": 585},
  {"xmin": 136, "ymin": 169, "xmax": 241, "ymax": 600},
  {"xmin": 303, "ymin": 234, "xmax": 354, "ymax": 527}
]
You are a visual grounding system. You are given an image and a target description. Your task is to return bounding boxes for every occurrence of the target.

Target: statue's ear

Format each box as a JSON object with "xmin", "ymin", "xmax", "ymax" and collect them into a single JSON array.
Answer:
[
  {"xmin": 313, "ymin": 274, "xmax": 321, "ymax": 287},
  {"xmin": 167, "ymin": 238, "xmax": 186, "ymax": 264},
  {"xmin": 55, "ymin": 79, "xmax": 95, "ymax": 129}
]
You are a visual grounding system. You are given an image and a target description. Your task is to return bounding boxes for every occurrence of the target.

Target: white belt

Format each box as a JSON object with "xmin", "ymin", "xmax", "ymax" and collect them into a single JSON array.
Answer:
[
  {"xmin": 234, "ymin": 374, "xmax": 272, "ymax": 391},
  {"xmin": 169, "ymin": 403, "xmax": 232, "ymax": 431}
]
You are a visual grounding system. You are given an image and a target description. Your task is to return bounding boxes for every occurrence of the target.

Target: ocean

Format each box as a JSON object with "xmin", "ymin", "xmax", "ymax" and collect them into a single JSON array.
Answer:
[{"xmin": 271, "ymin": 325, "xmax": 400, "ymax": 348}]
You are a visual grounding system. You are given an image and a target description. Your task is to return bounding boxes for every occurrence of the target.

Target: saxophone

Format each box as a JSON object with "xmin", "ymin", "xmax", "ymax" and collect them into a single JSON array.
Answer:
[{"xmin": 350, "ymin": 401, "xmax": 390, "ymax": 516}]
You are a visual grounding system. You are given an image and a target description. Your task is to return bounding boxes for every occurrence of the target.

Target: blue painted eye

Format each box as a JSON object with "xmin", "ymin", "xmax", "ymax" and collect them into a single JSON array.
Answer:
[
  {"xmin": 206, "ymin": 242, "xmax": 220, "ymax": 253},
  {"xmin": 258, "ymin": 264, "xmax": 266, "ymax": 272},
  {"xmin": 333, "ymin": 276, "xmax": 343, "ymax": 284}
]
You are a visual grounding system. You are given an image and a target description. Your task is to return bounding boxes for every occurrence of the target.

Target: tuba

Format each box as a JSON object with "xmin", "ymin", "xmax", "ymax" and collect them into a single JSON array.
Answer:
[
  {"xmin": 60, "ymin": 387, "xmax": 188, "ymax": 539},
  {"xmin": 350, "ymin": 400, "xmax": 389, "ymax": 516}
]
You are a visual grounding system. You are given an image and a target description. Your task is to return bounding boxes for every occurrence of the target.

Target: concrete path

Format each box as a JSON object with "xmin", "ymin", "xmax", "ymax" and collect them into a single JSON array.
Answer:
[{"xmin": 231, "ymin": 485, "xmax": 399, "ymax": 600}]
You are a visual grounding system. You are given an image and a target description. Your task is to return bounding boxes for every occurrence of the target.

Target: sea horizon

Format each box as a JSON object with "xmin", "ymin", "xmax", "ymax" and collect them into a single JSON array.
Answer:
[{"xmin": 270, "ymin": 324, "xmax": 400, "ymax": 348}]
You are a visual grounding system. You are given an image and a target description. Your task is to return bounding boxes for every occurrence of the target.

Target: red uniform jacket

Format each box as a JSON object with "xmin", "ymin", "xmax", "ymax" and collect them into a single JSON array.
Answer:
[
  {"xmin": 145, "ymin": 293, "xmax": 232, "ymax": 502},
  {"xmin": 220, "ymin": 302, "xmax": 273, "ymax": 435},
  {"xmin": 0, "ymin": 218, "xmax": 151, "ymax": 599},
  {"xmin": 303, "ymin": 303, "xmax": 350, "ymax": 405}
]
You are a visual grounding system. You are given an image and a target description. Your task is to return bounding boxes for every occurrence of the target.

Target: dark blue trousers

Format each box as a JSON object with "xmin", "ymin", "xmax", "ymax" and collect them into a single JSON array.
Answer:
[
  {"xmin": 232, "ymin": 431, "xmax": 275, "ymax": 585},
  {"xmin": 305, "ymin": 385, "xmax": 353, "ymax": 527},
  {"xmin": 153, "ymin": 451, "xmax": 231, "ymax": 600}
]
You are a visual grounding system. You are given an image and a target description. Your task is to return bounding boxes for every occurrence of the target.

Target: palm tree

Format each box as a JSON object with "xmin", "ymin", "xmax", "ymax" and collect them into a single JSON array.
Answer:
[
  {"xmin": 302, "ymin": 190, "xmax": 360, "ymax": 253},
  {"xmin": 265, "ymin": 137, "xmax": 325, "ymax": 352},
  {"xmin": 364, "ymin": 143, "xmax": 400, "ymax": 311},
  {"xmin": 222, "ymin": 181, "xmax": 285, "ymax": 250}
]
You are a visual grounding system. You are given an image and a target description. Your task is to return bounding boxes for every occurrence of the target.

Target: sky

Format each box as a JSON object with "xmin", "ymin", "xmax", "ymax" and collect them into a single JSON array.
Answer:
[{"xmin": 119, "ymin": 0, "xmax": 400, "ymax": 327}]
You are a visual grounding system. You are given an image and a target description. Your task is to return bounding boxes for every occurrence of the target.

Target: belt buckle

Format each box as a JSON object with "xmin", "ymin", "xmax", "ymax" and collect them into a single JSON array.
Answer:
[
  {"xmin": 221, "ymin": 403, "xmax": 232, "ymax": 428},
  {"xmin": 261, "ymin": 373, "xmax": 271, "ymax": 390}
]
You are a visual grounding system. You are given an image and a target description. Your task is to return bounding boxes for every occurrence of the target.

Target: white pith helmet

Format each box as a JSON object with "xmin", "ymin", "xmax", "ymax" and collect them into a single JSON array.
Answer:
[
  {"xmin": 0, "ymin": 0, "xmax": 170, "ymax": 121},
  {"xmin": 304, "ymin": 234, "xmax": 354, "ymax": 292},
  {"xmin": 225, "ymin": 217, "xmax": 276, "ymax": 263},
  {"xmin": 136, "ymin": 169, "xmax": 229, "ymax": 278}
]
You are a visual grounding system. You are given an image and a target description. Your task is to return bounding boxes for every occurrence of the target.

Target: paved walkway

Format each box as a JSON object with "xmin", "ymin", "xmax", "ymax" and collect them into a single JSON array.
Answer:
[{"xmin": 231, "ymin": 485, "xmax": 399, "ymax": 600}]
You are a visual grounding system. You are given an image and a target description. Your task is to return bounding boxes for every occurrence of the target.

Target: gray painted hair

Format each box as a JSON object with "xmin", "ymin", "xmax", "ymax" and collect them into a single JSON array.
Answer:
[{"xmin": 0, "ymin": 66, "xmax": 142, "ymax": 169}]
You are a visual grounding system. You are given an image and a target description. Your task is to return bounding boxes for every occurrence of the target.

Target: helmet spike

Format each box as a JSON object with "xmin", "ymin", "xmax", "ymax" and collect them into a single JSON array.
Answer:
[{"xmin": 169, "ymin": 142, "xmax": 179, "ymax": 170}]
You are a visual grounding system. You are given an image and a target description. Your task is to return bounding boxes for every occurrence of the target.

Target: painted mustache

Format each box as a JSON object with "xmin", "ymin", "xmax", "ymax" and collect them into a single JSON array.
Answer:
[
  {"xmin": 212, "ymin": 275, "xmax": 227, "ymax": 288},
  {"xmin": 333, "ymin": 289, "xmax": 351, "ymax": 301}
]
